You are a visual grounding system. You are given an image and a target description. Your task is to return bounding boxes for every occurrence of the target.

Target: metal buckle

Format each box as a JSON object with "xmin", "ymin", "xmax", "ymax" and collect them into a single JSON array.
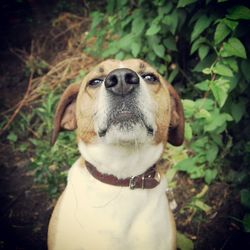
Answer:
[{"xmin": 129, "ymin": 176, "xmax": 137, "ymax": 190}]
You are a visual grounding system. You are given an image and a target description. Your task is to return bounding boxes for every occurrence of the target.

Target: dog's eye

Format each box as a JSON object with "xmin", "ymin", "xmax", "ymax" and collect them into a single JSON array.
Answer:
[
  {"xmin": 88, "ymin": 79, "xmax": 103, "ymax": 87},
  {"xmin": 142, "ymin": 73, "xmax": 158, "ymax": 83}
]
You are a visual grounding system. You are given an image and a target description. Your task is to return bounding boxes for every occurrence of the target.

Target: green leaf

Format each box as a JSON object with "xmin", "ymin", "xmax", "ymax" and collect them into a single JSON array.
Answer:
[
  {"xmin": 191, "ymin": 15, "xmax": 213, "ymax": 42},
  {"xmin": 90, "ymin": 12, "xmax": 104, "ymax": 29},
  {"xmin": 152, "ymin": 43, "xmax": 165, "ymax": 58},
  {"xmin": 7, "ymin": 132, "xmax": 18, "ymax": 143},
  {"xmin": 204, "ymin": 110, "xmax": 232, "ymax": 132},
  {"xmin": 210, "ymin": 79, "xmax": 230, "ymax": 107},
  {"xmin": 223, "ymin": 58, "xmax": 238, "ymax": 72},
  {"xmin": 243, "ymin": 214, "xmax": 250, "ymax": 232},
  {"xmin": 182, "ymin": 99, "xmax": 196, "ymax": 118},
  {"xmin": 227, "ymin": 5, "xmax": 250, "ymax": 20},
  {"xmin": 195, "ymin": 80, "xmax": 210, "ymax": 91},
  {"xmin": 202, "ymin": 68, "xmax": 211, "ymax": 75},
  {"xmin": 205, "ymin": 169, "xmax": 218, "ymax": 184},
  {"xmin": 177, "ymin": 0, "xmax": 197, "ymax": 8},
  {"xmin": 231, "ymin": 100, "xmax": 246, "ymax": 122},
  {"xmin": 206, "ymin": 144, "xmax": 219, "ymax": 163},
  {"xmin": 131, "ymin": 42, "xmax": 141, "ymax": 57},
  {"xmin": 193, "ymin": 53, "xmax": 216, "ymax": 72},
  {"xmin": 240, "ymin": 189, "xmax": 250, "ymax": 209},
  {"xmin": 221, "ymin": 38, "xmax": 247, "ymax": 59},
  {"xmin": 213, "ymin": 63, "xmax": 233, "ymax": 77},
  {"xmin": 132, "ymin": 16, "xmax": 145, "ymax": 34},
  {"xmin": 175, "ymin": 158, "xmax": 196, "ymax": 171},
  {"xmin": 223, "ymin": 19, "xmax": 238, "ymax": 30},
  {"xmin": 176, "ymin": 232, "xmax": 194, "ymax": 250},
  {"xmin": 115, "ymin": 51, "xmax": 125, "ymax": 60},
  {"xmin": 214, "ymin": 22, "xmax": 231, "ymax": 44},
  {"xmin": 185, "ymin": 122, "xmax": 193, "ymax": 141},
  {"xmin": 162, "ymin": 10, "xmax": 179, "ymax": 34},
  {"xmin": 146, "ymin": 23, "xmax": 161, "ymax": 36},
  {"xmin": 190, "ymin": 37, "xmax": 207, "ymax": 54},
  {"xmin": 119, "ymin": 34, "xmax": 134, "ymax": 49},
  {"xmin": 168, "ymin": 67, "xmax": 179, "ymax": 83},
  {"xmin": 198, "ymin": 45, "xmax": 209, "ymax": 60},
  {"xmin": 241, "ymin": 60, "xmax": 250, "ymax": 82},
  {"xmin": 163, "ymin": 37, "xmax": 177, "ymax": 51},
  {"xmin": 195, "ymin": 109, "xmax": 211, "ymax": 119}
]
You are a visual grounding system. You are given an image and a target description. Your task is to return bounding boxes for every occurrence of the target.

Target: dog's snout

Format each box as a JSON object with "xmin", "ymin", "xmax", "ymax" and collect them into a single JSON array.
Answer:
[{"xmin": 105, "ymin": 68, "xmax": 139, "ymax": 96}]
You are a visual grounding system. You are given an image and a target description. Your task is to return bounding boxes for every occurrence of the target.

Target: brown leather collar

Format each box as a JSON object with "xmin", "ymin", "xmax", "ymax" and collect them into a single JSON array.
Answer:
[{"xmin": 85, "ymin": 161, "xmax": 160, "ymax": 190}]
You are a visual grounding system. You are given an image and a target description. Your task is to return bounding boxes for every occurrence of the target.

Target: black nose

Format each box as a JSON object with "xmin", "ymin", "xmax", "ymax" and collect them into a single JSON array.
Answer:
[{"xmin": 104, "ymin": 68, "xmax": 139, "ymax": 96}]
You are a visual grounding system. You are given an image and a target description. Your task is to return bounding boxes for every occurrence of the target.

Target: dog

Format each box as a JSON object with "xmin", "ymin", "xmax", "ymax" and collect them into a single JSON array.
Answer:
[{"xmin": 48, "ymin": 59, "xmax": 184, "ymax": 250}]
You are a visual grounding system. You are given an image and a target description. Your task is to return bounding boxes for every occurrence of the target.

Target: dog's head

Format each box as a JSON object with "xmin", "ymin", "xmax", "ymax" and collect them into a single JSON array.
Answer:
[{"xmin": 51, "ymin": 59, "xmax": 184, "ymax": 148}]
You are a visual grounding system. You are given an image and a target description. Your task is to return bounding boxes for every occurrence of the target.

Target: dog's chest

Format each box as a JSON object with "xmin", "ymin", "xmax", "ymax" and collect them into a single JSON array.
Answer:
[{"xmin": 52, "ymin": 160, "xmax": 174, "ymax": 250}]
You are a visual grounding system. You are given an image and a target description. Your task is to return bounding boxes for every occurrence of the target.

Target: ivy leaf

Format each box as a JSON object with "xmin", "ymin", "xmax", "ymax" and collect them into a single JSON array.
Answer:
[
  {"xmin": 177, "ymin": 0, "xmax": 197, "ymax": 8},
  {"xmin": 191, "ymin": 15, "xmax": 213, "ymax": 42},
  {"xmin": 146, "ymin": 23, "xmax": 161, "ymax": 36},
  {"xmin": 241, "ymin": 60, "xmax": 250, "ymax": 82},
  {"xmin": 231, "ymin": 99, "xmax": 246, "ymax": 123},
  {"xmin": 198, "ymin": 45, "xmax": 209, "ymax": 60},
  {"xmin": 152, "ymin": 43, "xmax": 165, "ymax": 58},
  {"xmin": 7, "ymin": 132, "xmax": 18, "ymax": 143},
  {"xmin": 176, "ymin": 232, "xmax": 194, "ymax": 250},
  {"xmin": 175, "ymin": 158, "xmax": 196, "ymax": 171},
  {"xmin": 204, "ymin": 110, "xmax": 232, "ymax": 132},
  {"xmin": 182, "ymin": 99, "xmax": 196, "ymax": 118},
  {"xmin": 185, "ymin": 122, "xmax": 193, "ymax": 141},
  {"xmin": 221, "ymin": 38, "xmax": 247, "ymax": 59},
  {"xmin": 214, "ymin": 22, "xmax": 231, "ymax": 44},
  {"xmin": 190, "ymin": 37, "xmax": 207, "ymax": 54},
  {"xmin": 206, "ymin": 144, "xmax": 219, "ymax": 163},
  {"xmin": 90, "ymin": 12, "xmax": 104, "ymax": 29},
  {"xmin": 163, "ymin": 10, "xmax": 179, "ymax": 34},
  {"xmin": 132, "ymin": 16, "xmax": 145, "ymax": 34},
  {"xmin": 163, "ymin": 37, "xmax": 177, "ymax": 51},
  {"xmin": 210, "ymin": 79, "xmax": 230, "ymax": 107},
  {"xmin": 205, "ymin": 169, "xmax": 218, "ymax": 184},
  {"xmin": 131, "ymin": 42, "xmax": 141, "ymax": 57},
  {"xmin": 213, "ymin": 63, "xmax": 233, "ymax": 77},
  {"xmin": 227, "ymin": 5, "xmax": 250, "ymax": 20},
  {"xmin": 195, "ymin": 80, "xmax": 210, "ymax": 91},
  {"xmin": 223, "ymin": 19, "xmax": 238, "ymax": 30}
]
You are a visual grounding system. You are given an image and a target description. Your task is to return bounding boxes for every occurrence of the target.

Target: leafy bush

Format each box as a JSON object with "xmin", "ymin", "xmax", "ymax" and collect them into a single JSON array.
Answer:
[
  {"xmin": 7, "ymin": 90, "xmax": 79, "ymax": 197},
  {"xmin": 86, "ymin": 0, "xmax": 250, "ymax": 184}
]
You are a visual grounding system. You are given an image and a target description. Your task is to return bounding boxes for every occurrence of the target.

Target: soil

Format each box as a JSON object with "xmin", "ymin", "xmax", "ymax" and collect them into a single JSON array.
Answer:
[{"xmin": 0, "ymin": 1, "xmax": 250, "ymax": 250}]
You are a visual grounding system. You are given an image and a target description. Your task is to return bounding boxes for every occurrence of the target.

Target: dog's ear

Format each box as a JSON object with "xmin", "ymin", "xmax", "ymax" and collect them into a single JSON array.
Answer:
[
  {"xmin": 167, "ymin": 84, "xmax": 185, "ymax": 146},
  {"xmin": 51, "ymin": 84, "xmax": 80, "ymax": 145}
]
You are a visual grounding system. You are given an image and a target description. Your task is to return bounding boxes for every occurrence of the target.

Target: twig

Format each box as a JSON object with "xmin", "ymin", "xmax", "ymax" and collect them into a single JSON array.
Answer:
[{"xmin": 0, "ymin": 73, "xmax": 33, "ymax": 135}]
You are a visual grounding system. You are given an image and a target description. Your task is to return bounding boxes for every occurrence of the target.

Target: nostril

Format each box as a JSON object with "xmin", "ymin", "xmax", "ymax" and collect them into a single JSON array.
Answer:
[
  {"xmin": 125, "ymin": 73, "xmax": 139, "ymax": 85},
  {"xmin": 106, "ymin": 74, "xmax": 118, "ymax": 88}
]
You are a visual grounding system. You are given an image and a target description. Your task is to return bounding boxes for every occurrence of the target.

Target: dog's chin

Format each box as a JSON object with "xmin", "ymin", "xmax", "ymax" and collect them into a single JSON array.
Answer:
[{"xmin": 98, "ymin": 121, "xmax": 153, "ymax": 145}]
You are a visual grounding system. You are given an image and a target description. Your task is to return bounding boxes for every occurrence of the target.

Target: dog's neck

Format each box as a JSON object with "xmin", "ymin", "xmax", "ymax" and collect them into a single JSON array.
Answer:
[{"xmin": 78, "ymin": 140, "xmax": 164, "ymax": 179}]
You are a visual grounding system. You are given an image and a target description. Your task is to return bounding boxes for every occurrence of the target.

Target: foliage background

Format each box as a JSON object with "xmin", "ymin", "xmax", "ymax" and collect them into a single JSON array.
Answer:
[{"xmin": 2, "ymin": 0, "xmax": 250, "ymax": 249}]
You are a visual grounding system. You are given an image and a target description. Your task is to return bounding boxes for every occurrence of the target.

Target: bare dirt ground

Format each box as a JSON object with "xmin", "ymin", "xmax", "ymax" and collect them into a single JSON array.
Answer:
[{"xmin": 0, "ymin": 1, "xmax": 250, "ymax": 250}]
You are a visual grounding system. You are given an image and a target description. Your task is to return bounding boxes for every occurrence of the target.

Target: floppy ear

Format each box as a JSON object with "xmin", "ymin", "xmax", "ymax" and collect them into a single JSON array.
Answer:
[
  {"xmin": 167, "ymin": 84, "xmax": 185, "ymax": 146},
  {"xmin": 51, "ymin": 84, "xmax": 80, "ymax": 145}
]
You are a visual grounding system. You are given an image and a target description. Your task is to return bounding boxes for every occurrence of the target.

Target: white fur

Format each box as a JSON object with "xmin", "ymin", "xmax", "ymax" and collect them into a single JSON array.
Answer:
[
  {"xmin": 78, "ymin": 140, "xmax": 163, "ymax": 179},
  {"xmin": 51, "ymin": 158, "xmax": 174, "ymax": 250}
]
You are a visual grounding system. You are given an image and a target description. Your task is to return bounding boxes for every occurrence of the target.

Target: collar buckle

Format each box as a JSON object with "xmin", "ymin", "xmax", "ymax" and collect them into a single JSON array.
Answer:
[{"xmin": 129, "ymin": 176, "xmax": 137, "ymax": 190}]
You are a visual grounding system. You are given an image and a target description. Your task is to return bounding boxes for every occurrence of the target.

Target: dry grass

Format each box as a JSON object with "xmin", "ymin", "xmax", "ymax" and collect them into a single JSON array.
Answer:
[{"xmin": 1, "ymin": 12, "xmax": 99, "ymax": 135}]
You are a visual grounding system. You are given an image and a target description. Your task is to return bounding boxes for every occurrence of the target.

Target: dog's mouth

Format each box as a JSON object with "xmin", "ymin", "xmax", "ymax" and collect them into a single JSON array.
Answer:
[{"xmin": 98, "ymin": 108, "xmax": 154, "ymax": 137}]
